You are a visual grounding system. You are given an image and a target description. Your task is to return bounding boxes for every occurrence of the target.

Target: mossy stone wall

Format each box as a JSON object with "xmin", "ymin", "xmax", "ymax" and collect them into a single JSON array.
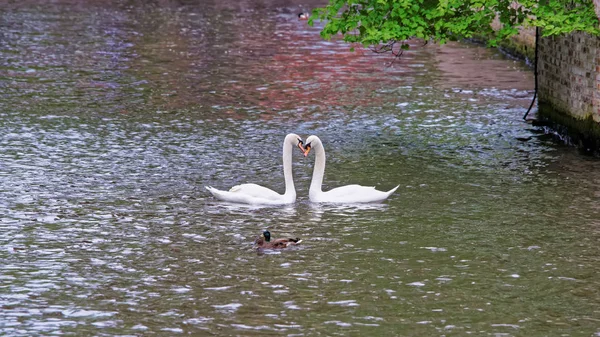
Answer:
[{"xmin": 537, "ymin": 32, "xmax": 600, "ymax": 123}]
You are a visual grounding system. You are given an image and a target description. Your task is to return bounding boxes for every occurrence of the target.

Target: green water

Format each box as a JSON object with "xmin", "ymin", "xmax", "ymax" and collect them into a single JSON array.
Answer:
[{"xmin": 1, "ymin": 1, "xmax": 599, "ymax": 336}]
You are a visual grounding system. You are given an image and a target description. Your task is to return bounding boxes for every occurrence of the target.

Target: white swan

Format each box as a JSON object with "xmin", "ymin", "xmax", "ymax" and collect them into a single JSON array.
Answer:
[
  {"xmin": 205, "ymin": 133, "xmax": 304, "ymax": 205},
  {"xmin": 302, "ymin": 135, "xmax": 399, "ymax": 203}
]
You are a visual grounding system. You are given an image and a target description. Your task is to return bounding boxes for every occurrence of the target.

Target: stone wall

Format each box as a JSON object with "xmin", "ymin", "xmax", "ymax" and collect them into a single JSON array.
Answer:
[
  {"xmin": 533, "ymin": 32, "xmax": 600, "ymax": 152},
  {"xmin": 487, "ymin": 6, "xmax": 600, "ymax": 151},
  {"xmin": 537, "ymin": 33, "xmax": 600, "ymax": 123},
  {"xmin": 499, "ymin": 27, "xmax": 536, "ymax": 63},
  {"xmin": 489, "ymin": 19, "xmax": 537, "ymax": 62}
]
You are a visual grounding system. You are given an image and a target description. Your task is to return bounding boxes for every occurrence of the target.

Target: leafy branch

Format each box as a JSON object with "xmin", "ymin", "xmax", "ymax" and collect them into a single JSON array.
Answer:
[{"xmin": 308, "ymin": 0, "xmax": 600, "ymax": 49}]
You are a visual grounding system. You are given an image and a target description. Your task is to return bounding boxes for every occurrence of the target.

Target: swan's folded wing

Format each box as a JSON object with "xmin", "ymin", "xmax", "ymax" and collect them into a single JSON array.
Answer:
[
  {"xmin": 324, "ymin": 184, "xmax": 375, "ymax": 198},
  {"xmin": 206, "ymin": 184, "xmax": 290, "ymax": 205},
  {"xmin": 228, "ymin": 183, "xmax": 283, "ymax": 201},
  {"xmin": 319, "ymin": 184, "xmax": 397, "ymax": 203}
]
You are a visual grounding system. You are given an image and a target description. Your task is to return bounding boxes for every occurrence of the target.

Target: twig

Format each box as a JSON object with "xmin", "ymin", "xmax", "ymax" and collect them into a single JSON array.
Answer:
[{"xmin": 523, "ymin": 26, "xmax": 539, "ymax": 120}]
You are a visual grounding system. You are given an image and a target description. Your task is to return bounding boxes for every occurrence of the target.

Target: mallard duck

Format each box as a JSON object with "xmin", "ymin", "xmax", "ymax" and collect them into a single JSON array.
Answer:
[
  {"xmin": 298, "ymin": 12, "xmax": 309, "ymax": 20},
  {"xmin": 254, "ymin": 230, "xmax": 302, "ymax": 249}
]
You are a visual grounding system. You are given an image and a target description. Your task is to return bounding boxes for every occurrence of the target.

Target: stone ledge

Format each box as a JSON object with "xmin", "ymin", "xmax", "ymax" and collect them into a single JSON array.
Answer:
[
  {"xmin": 537, "ymin": 101, "xmax": 600, "ymax": 155},
  {"xmin": 471, "ymin": 26, "xmax": 536, "ymax": 65}
]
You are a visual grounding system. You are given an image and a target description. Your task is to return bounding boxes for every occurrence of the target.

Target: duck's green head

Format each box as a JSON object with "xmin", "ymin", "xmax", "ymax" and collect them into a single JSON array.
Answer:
[{"xmin": 262, "ymin": 230, "xmax": 271, "ymax": 242}]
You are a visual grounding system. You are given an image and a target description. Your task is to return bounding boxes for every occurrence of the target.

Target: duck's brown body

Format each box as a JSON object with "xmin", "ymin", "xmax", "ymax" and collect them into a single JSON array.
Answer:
[{"xmin": 255, "ymin": 231, "xmax": 302, "ymax": 249}]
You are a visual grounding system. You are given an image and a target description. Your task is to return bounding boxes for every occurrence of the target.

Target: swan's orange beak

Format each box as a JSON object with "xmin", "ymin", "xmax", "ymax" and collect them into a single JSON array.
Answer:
[{"xmin": 303, "ymin": 144, "xmax": 311, "ymax": 157}]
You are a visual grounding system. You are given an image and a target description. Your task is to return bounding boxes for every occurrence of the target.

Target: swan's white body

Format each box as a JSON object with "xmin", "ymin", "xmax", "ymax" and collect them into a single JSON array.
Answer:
[
  {"xmin": 304, "ymin": 135, "xmax": 399, "ymax": 203},
  {"xmin": 205, "ymin": 133, "xmax": 302, "ymax": 205}
]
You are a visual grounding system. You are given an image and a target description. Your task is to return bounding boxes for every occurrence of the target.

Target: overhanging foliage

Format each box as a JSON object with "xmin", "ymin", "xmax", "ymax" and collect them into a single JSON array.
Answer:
[{"xmin": 309, "ymin": 0, "xmax": 600, "ymax": 50}]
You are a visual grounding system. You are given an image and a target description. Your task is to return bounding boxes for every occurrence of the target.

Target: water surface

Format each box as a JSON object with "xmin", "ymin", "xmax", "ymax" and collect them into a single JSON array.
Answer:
[{"xmin": 1, "ymin": 1, "xmax": 600, "ymax": 336}]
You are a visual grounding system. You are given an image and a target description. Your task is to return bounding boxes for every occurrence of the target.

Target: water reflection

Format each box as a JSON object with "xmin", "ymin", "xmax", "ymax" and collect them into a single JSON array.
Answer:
[
  {"xmin": 307, "ymin": 202, "xmax": 390, "ymax": 222},
  {"xmin": 2, "ymin": 0, "xmax": 600, "ymax": 336}
]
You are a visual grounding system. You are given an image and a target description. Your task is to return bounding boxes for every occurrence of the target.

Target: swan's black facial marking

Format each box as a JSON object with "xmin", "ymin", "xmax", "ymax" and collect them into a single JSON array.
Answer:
[{"xmin": 297, "ymin": 138, "xmax": 305, "ymax": 151}]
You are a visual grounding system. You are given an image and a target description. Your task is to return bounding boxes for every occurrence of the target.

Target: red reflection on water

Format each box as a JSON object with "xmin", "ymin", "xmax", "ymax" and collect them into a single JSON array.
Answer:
[
  {"xmin": 0, "ymin": 0, "xmax": 533, "ymax": 118},
  {"xmin": 256, "ymin": 23, "xmax": 422, "ymax": 111}
]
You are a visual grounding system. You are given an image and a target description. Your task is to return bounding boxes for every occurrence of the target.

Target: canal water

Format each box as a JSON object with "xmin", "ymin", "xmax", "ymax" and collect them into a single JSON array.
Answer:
[{"xmin": 1, "ymin": 1, "xmax": 599, "ymax": 336}]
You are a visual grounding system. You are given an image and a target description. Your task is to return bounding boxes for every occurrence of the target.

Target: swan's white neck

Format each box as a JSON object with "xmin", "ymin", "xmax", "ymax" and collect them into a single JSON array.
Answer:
[
  {"xmin": 309, "ymin": 139, "xmax": 325, "ymax": 195},
  {"xmin": 282, "ymin": 138, "xmax": 296, "ymax": 199}
]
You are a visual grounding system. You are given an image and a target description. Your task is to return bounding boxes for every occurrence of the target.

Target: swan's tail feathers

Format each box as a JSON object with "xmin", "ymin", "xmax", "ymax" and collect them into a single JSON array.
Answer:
[
  {"xmin": 205, "ymin": 186, "xmax": 224, "ymax": 198},
  {"xmin": 387, "ymin": 185, "xmax": 400, "ymax": 196}
]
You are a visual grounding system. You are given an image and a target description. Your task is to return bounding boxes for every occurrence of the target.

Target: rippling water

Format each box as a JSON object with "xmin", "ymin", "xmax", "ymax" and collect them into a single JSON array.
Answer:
[{"xmin": 1, "ymin": 1, "xmax": 600, "ymax": 336}]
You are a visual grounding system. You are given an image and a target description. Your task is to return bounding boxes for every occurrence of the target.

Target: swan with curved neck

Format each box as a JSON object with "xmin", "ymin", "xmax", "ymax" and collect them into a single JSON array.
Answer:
[
  {"xmin": 303, "ymin": 135, "xmax": 399, "ymax": 203},
  {"xmin": 206, "ymin": 133, "xmax": 304, "ymax": 205}
]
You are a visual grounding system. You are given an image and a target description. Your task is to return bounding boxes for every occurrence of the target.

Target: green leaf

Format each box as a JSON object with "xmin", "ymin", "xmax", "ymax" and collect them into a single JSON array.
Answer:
[{"xmin": 311, "ymin": 0, "xmax": 600, "ymax": 53}]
